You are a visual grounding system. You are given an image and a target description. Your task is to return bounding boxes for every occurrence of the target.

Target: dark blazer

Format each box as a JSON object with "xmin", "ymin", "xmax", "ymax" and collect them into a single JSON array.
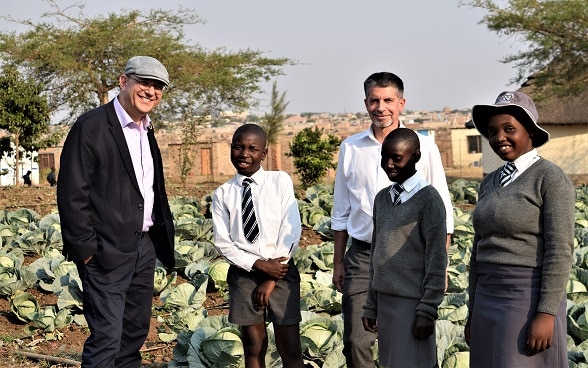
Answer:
[{"xmin": 57, "ymin": 100, "xmax": 175, "ymax": 270}]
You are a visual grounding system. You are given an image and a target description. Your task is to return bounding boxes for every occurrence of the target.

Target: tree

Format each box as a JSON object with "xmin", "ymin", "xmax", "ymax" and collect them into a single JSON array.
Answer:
[
  {"xmin": 175, "ymin": 116, "xmax": 206, "ymax": 188},
  {"xmin": 0, "ymin": 0, "xmax": 292, "ymax": 122},
  {"xmin": 463, "ymin": 0, "xmax": 588, "ymax": 100},
  {"xmin": 259, "ymin": 81, "xmax": 289, "ymax": 146},
  {"xmin": 259, "ymin": 81, "xmax": 288, "ymax": 169},
  {"xmin": 286, "ymin": 127, "xmax": 341, "ymax": 189},
  {"xmin": 0, "ymin": 66, "xmax": 53, "ymax": 184}
]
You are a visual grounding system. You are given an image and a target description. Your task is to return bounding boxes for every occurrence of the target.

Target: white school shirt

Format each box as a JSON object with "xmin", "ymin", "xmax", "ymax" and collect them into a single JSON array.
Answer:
[
  {"xmin": 114, "ymin": 97, "xmax": 154, "ymax": 232},
  {"xmin": 331, "ymin": 123, "xmax": 454, "ymax": 244},
  {"xmin": 211, "ymin": 167, "xmax": 302, "ymax": 271},
  {"xmin": 502, "ymin": 148, "xmax": 540, "ymax": 186}
]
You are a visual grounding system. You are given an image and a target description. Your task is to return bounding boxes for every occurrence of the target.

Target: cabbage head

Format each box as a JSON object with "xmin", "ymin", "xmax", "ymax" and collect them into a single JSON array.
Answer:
[
  {"xmin": 299, "ymin": 316, "xmax": 342, "ymax": 360},
  {"xmin": 208, "ymin": 260, "xmax": 230, "ymax": 293},
  {"xmin": 568, "ymin": 301, "xmax": 588, "ymax": 342},
  {"xmin": 197, "ymin": 327, "xmax": 243, "ymax": 367},
  {"xmin": 10, "ymin": 291, "xmax": 39, "ymax": 322}
]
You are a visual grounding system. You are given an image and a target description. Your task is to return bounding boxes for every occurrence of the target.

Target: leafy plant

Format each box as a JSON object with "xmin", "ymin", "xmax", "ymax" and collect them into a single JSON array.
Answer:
[
  {"xmin": 9, "ymin": 291, "xmax": 39, "ymax": 322},
  {"xmin": 287, "ymin": 127, "xmax": 341, "ymax": 189},
  {"xmin": 299, "ymin": 312, "xmax": 343, "ymax": 363}
]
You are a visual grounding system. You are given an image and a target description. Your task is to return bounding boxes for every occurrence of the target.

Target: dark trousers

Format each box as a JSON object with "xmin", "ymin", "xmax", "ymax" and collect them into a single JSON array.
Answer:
[
  {"xmin": 342, "ymin": 238, "xmax": 376, "ymax": 368},
  {"xmin": 77, "ymin": 234, "xmax": 156, "ymax": 368}
]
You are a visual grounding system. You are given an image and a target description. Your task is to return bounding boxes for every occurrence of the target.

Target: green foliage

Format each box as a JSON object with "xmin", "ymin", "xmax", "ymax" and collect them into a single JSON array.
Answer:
[
  {"xmin": 287, "ymin": 127, "xmax": 341, "ymax": 189},
  {"xmin": 0, "ymin": 66, "xmax": 53, "ymax": 182},
  {"xmin": 9, "ymin": 291, "xmax": 39, "ymax": 322},
  {"xmin": 1, "ymin": 184, "xmax": 588, "ymax": 364},
  {"xmin": 462, "ymin": 0, "xmax": 588, "ymax": 100},
  {"xmin": 153, "ymin": 266, "xmax": 178, "ymax": 295},
  {"xmin": 568, "ymin": 301, "xmax": 588, "ymax": 343},
  {"xmin": 25, "ymin": 306, "xmax": 73, "ymax": 341},
  {"xmin": 207, "ymin": 259, "xmax": 230, "ymax": 294},
  {"xmin": 299, "ymin": 312, "xmax": 344, "ymax": 364},
  {"xmin": 448, "ymin": 179, "xmax": 479, "ymax": 205}
]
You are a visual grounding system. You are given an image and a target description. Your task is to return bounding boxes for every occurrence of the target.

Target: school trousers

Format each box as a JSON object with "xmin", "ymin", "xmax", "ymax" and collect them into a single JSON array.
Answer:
[{"xmin": 342, "ymin": 238, "xmax": 376, "ymax": 368}]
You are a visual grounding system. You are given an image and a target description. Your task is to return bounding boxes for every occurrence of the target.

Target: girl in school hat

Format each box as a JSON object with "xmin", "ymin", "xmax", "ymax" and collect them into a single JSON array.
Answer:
[{"xmin": 466, "ymin": 91, "xmax": 575, "ymax": 367}]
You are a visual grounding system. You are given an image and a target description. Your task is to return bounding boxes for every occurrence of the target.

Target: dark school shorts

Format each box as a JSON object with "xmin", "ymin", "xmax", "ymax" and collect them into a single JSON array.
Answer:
[{"xmin": 227, "ymin": 259, "xmax": 301, "ymax": 326}]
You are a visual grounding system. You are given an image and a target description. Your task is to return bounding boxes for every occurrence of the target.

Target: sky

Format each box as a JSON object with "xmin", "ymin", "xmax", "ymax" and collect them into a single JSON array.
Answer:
[{"xmin": 2, "ymin": 0, "xmax": 523, "ymax": 114}]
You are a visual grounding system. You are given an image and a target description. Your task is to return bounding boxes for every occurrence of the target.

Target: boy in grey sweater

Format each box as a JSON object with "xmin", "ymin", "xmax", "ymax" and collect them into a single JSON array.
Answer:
[{"xmin": 362, "ymin": 128, "xmax": 447, "ymax": 367}]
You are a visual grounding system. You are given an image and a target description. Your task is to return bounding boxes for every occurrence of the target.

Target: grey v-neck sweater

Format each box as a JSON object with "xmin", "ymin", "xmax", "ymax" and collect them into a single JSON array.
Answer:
[
  {"xmin": 469, "ymin": 158, "xmax": 575, "ymax": 315},
  {"xmin": 363, "ymin": 185, "xmax": 447, "ymax": 321}
]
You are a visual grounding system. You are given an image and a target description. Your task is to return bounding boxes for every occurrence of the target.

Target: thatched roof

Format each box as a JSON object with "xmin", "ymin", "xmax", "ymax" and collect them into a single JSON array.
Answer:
[{"xmin": 519, "ymin": 80, "xmax": 588, "ymax": 126}]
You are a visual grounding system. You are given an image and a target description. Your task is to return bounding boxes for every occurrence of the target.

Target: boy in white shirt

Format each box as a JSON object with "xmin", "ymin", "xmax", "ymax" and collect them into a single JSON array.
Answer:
[{"xmin": 212, "ymin": 123, "xmax": 304, "ymax": 368}]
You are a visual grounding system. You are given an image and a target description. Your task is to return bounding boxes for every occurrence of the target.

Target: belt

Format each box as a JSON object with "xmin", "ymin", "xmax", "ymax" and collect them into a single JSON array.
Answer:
[{"xmin": 351, "ymin": 238, "xmax": 371, "ymax": 249}]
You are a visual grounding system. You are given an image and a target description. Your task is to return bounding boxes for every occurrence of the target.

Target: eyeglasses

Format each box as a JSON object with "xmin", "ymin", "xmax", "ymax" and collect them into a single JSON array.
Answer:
[{"xmin": 126, "ymin": 74, "xmax": 167, "ymax": 93}]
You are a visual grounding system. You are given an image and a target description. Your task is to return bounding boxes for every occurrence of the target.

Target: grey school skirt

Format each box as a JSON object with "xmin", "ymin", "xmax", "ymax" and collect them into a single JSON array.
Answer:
[
  {"xmin": 469, "ymin": 263, "xmax": 567, "ymax": 368},
  {"xmin": 377, "ymin": 293, "xmax": 437, "ymax": 368}
]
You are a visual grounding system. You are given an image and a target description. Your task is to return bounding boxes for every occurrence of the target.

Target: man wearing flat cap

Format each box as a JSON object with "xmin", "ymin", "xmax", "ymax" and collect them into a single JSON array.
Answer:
[{"xmin": 58, "ymin": 56, "xmax": 175, "ymax": 367}]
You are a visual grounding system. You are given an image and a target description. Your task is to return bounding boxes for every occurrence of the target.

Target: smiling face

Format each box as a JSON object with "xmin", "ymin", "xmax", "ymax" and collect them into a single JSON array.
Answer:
[
  {"xmin": 230, "ymin": 130, "xmax": 267, "ymax": 177},
  {"xmin": 380, "ymin": 137, "xmax": 419, "ymax": 183},
  {"xmin": 364, "ymin": 86, "xmax": 406, "ymax": 131},
  {"xmin": 117, "ymin": 74, "xmax": 163, "ymax": 122},
  {"xmin": 487, "ymin": 113, "xmax": 534, "ymax": 161}
]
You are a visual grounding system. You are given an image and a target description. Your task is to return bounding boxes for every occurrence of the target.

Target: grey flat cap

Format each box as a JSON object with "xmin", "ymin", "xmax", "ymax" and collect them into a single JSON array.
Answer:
[{"xmin": 124, "ymin": 56, "xmax": 169, "ymax": 86}]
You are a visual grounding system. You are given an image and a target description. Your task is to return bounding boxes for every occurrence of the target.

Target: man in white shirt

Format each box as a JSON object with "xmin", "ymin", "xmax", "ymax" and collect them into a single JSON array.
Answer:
[{"xmin": 331, "ymin": 72, "xmax": 454, "ymax": 367}]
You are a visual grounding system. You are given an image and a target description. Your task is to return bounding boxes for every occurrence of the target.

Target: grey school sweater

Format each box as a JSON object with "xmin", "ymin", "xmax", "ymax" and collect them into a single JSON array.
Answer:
[
  {"xmin": 363, "ymin": 185, "xmax": 447, "ymax": 321},
  {"xmin": 469, "ymin": 158, "xmax": 575, "ymax": 315}
]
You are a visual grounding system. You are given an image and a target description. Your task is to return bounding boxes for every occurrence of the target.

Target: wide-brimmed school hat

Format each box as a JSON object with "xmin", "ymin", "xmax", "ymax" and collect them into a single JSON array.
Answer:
[
  {"xmin": 124, "ymin": 56, "xmax": 170, "ymax": 86},
  {"xmin": 472, "ymin": 91, "xmax": 549, "ymax": 147}
]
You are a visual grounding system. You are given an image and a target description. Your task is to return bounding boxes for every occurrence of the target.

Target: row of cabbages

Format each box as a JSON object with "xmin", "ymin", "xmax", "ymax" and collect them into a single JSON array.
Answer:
[{"xmin": 0, "ymin": 182, "xmax": 587, "ymax": 367}]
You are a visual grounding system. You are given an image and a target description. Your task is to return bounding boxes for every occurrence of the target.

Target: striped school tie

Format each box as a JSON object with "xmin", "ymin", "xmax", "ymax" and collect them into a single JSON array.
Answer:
[
  {"xmin": 242, "ymin": 178, "xmax": 260, "ymax": 243},
  {"xmin": 393, "ymin": 183, "xmax": 404, "ymax": 205},
  {"xmin": 499, "ymin": 162, "xmax": 516, "ymax": 187}
]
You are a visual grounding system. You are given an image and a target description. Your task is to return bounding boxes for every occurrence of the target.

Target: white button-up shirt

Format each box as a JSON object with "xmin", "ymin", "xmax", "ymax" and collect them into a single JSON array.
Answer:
[
  {"xmin": 331, "ymin": 123, "xmax": 454, "ymax": 243},
  {"xmin": 212, "ymin": 167, "xmax": 302, "ymax": 271}
]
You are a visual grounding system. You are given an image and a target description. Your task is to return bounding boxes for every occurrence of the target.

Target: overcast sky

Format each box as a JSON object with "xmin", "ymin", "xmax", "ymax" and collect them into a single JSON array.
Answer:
[{"xmin": 3, "ymin": 0, "xmax": 522, "ymax": 114}]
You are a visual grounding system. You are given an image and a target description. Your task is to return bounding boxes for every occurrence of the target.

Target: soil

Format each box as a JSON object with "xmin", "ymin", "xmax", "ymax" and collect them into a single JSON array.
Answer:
[{"xmin": 0, "ymin": 184, "xmax": 325, "ymax": 367}]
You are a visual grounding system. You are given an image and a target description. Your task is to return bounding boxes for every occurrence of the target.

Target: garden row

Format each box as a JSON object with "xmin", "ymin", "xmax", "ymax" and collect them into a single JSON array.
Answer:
[{"xmin": 0, "ymin": 181, "xmax": 587, "ymax": 367}]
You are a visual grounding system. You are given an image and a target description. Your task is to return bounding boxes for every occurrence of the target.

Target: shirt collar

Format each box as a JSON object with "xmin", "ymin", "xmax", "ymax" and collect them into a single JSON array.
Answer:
[
  {"xmin": 237, "ymin": 167, "xmax": 265, "ymax": 186},
  {"xmin": 113, "ymin": 97, "xmax": 151, "ymax": 129},
  {"xmin": 390, "ymin": 171, "xmax": 421, "ymax": 193},
  {"xmin": 510, "ymin": 148, "xmax": 538, "ymax": 171},
  {"xmin": 362, "ymin": 119, "xmax": 406, "ymax": 143}
]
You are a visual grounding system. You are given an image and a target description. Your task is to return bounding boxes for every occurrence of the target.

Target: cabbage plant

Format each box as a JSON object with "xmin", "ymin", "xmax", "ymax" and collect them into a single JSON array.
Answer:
[
  {"xmin": 208, "ymin": 259, "xmax": 230, "ymax": 293},
  {"xmin": 299, "ymin": 312, "xmax": 343, "ymax": 363},
  {"xmin": 568, "ymin": 301, "xmax": 588, "ymax": 342},
  {"xmin": 10, "ymin": 291, "xmax": 39, "ymax": 322},
  {"xmin": 196, "ymin": 327, "xmax": 244, "ymax": 367},
  {"xmin": 24, "ymin": 305, "xmax": 73, "ymax": 341}
]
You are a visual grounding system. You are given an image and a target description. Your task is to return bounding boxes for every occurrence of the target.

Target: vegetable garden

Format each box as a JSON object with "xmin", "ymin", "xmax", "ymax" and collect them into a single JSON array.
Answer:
[{"xmin": 0, "ymin": 181, "xmax": 587, "ymax": 367}]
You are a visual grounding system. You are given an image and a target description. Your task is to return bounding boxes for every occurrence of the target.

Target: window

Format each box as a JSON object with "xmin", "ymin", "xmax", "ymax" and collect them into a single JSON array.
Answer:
[{"xmin": 467, "ymin": 135, "xmax": 482, "ymax": 153}]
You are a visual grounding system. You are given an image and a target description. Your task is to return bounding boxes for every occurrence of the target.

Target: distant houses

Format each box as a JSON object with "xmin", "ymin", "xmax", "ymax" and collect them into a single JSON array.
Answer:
[{"xmin": 12, "ymin": 100, "xmax": 587, "ymax": 187}]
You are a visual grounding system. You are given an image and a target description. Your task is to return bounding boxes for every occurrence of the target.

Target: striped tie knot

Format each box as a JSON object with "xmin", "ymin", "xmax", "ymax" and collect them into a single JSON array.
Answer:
[
  {"xmin": 393, "ymin": 183, "xmax": 404, "ymax": 205},
  {"xmin": 242, "ymin": 178, "xmax": 260, "ymax": 243},
  {"xmin": 499, "ymin": 162, "xmax": 516, "ymax": 187}
]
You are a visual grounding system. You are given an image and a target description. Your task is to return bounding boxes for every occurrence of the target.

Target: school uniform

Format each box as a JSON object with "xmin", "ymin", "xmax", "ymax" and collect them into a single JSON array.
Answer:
[
  {"xmin": 363, "ymin": 173, "xmax": 447, "ymax": 367},
  {"xmin": 211, "ymin": 167, "xmax": 302, "ymax": 325},
  {"xmin": 469, "ymin": 153, "xmax": 575, "ymax": 367}
]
